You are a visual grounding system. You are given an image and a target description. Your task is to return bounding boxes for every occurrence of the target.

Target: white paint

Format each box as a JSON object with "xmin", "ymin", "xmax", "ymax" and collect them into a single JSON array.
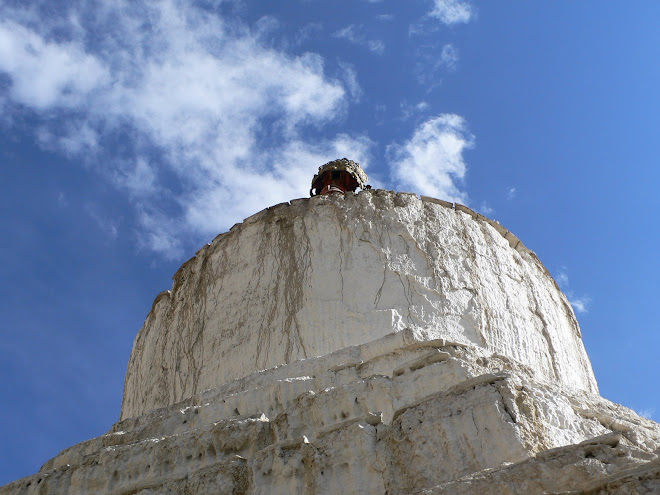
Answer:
[{"xmin": 122, "ymin": 190, "xmax": 597, "ymax": 420}]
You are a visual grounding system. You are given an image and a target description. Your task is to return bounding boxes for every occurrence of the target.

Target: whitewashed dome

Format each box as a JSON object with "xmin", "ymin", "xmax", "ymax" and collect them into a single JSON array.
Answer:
[{"xmin": 121, "ymin": 189, "xmax": 597, "ymax": 419}]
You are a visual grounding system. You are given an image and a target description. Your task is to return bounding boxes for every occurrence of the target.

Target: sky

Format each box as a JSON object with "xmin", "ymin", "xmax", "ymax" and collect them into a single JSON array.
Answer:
[{"xmin": 1, "ymin": 0, "xmax": 659, "ymax": 485}]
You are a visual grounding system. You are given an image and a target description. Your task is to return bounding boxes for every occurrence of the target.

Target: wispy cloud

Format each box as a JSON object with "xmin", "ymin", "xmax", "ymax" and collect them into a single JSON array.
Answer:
[
  {"xmin": 400, "ymin": 100, "xmax": 429, "ymax": 120},
  {"xmin": 0, "ymin": 19, "xmax": 109, "ymax": 109},
  {"xmin": 333, "ymin": 24, "xmax": 385, "ymax": 55},
  {"xmin": 507, "ymin": 186, "xmax": 517, "ymax": 200},
  {"xmin": 113, "ymin": 159, "xmax": 158, "ymax": 197},
  {"xmin": 555, "ymin": 270, "xmax": 569, "ymax": 288},
  {"xmin": 0, "ymin": 1, "xmax": 370, "ymax": 259},
  {"xmin": 429, "ymin": 0, "xmax": 474, "ymax": 26},
  {"xmin": 387, "ymin": 114, "xmax": 473, "ymax": 202},
  {"xmin": 479, "ymin": 202, "xmax": 493, "ymax": 216},
  {"xmin": 368, "ymin": 40, "xmax": 386, "ymax": 54},
  {"xmin": 85, "ymin": 203, "xmax": 119, "ymax": 240},
  {"xmin": 555, "ymin": 267, "xmax": 591, "ymax": 314},
  {"xmin": 637, "ymin": 407, "xmax": 655, "ymax": 420},
  {"xmin": 569, "ymin": 296, "xmax": 591, "ymax": 314},
  {"xmin": 295, "ymin": 22, "xmax": 323, "ymax": 45},
  {"xmin": 338, "ymin": 61, "xmax": 362, "ymax": 101},
  {"xmin": 413, "ymin": 43, "xmax": 460, "ymax": 87},
  {"xmin": 440, "ymin": 43, "xmax": 459, "ymax": 70},
  {"xmin": 410, "ymin": 2, "xmax": 471, "ymax": 86}
]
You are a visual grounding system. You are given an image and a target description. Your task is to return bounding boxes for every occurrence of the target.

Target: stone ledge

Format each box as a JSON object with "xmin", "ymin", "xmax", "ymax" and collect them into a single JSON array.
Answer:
[{"xmin": 419, "ymin": 432, "xmax": 659, "ymax": 495}]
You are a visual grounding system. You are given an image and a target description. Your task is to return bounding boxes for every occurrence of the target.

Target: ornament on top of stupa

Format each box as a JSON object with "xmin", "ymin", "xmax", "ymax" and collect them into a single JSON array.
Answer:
[{"xmin": 310, "ymin": 158, "xmax": 370, "ymax": 196}]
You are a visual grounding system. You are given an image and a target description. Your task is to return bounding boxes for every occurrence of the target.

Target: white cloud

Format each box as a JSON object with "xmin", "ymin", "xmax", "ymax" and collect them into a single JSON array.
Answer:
[
  {"xmin": 296, "ymin": 22, "xmax": 323, "ymax": 45},
  {"xmin": 413, "ymin": 43, "xmax": 460, "ymax": 86},
  {"xmin": 0, "ymin": 19, "xmax": 109, "ymax": 109},
  {"xmin": 479, "ymin": 202, "xmax": 493, "ymax": 216},
  {"xmin": 387, "ymin": 114, "xmax": 473, "ymax": 202},
  {"xmin": 569, "ymin": 295, "xmax": 591, "ymax": 314},
  {"xmin": 136, "ymin": 206, "xmax": 184, "ymax": 260},
  {"xmin": 183, "ymin": 134, "xmax": 373, "ymax": 237},
  {"xmin": 338, "ymin": 61, "xmax": 362, "ymax": 101},
  {"xmin": 430, "ymin": 0, "xmax": 474, "ymax": 26},
  {"xmin": 0, "ymin": 0, "xmax": 362, "ymax": 258},
  {"xmin": 114, "ymin": 159, "xmax": 158, "ymax": 197},
  {"xmin": 57, "ymin": 123, "xmax": 100, "ymax": 158},
  {"xmin": 85, "ymin": 203, "xmax": 119, "ymax": 239},
  {"xmin": 334, "ymin": 25, "xmax": 359, "ymax": 43},
  {"xmin": 367, "ymin": 40, "xmax": 385, "ymax": 55},
  {"xmin": 555, "ymin": 267, "xmax": 590, "ymax": 314},
  {"xmin": 507, "ymin": 186, "xmax": 517, "ymax": 200},
  {"xmin": 400, "ymin": 100, "xmax": 429, "ymax": 120},
  {"xmin": 440, "ymin": 43, "xmax": 459, "ymax": 70},
  {"xmin": 637, "ymin": 407, "xmax": 655, "ymax": 420},
  {"xmin": 555, "ymin": 270, "xmax": 569, "ymax": 289},
  {"xmin": 333, "ymin": 24, "xmax": 385, "ymax": 55}
]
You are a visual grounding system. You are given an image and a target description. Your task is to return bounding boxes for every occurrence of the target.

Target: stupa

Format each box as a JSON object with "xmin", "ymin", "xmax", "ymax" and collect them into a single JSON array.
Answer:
[{"xmin": 3, "ymin": 160, "xmax": 659, "ymax": 494}]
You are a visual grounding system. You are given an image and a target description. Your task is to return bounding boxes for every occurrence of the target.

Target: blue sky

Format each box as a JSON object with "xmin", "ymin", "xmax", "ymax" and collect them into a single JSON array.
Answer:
[{"xmin": 1, "ymin": 0, "xmax": 659, "ymax": 485}]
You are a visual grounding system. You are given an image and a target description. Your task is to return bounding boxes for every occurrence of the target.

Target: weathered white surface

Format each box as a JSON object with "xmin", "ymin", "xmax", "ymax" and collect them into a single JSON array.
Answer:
[
  {"xmin": 3, "ymin": 332, "xmax": 659, "ymax": 495},
  {"xmin": 122, "ymin": 190, "xmax": 597, "ymax": 420}
]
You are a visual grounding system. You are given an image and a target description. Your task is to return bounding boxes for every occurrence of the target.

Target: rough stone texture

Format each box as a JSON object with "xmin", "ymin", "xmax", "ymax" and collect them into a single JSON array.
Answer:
[
  {"xmin": 122, "ymin": 190, "xmax": 597, "ymax": 420},
  {"xmin": 3, "ymin": 190, "xmax": 659, "ymax": 495},
  {"xmin": 3, "ymin": 332, "xmax": 659, "ymax": 494}
]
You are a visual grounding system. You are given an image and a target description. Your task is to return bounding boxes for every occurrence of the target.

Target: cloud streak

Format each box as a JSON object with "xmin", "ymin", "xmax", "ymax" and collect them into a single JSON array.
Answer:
[
  {"xmin": 440, "ymin": 43, "xmax": 459, "ymax": 70},
  {"xmin": 387, "ymin": 114, "xmax": 473, "ymax": 202},
  {"xmin": 0, "ymin": 1, "xmax": 477, "ymax": 259},
  {"xmin": 0, "ymin": 0, "xmax": 370, "ymax": 258},
  {"xmin": 0, "ymin": 19, "xmax": 109, "ymax": 109},
  {"xmin": 637, "ymin": 408, "xmax": 655, "ymax": 420},
  {"xmin": 555, "ymin": 267, "xmax": 591, "ymax": 314},
  {"xmin": 430, "ymin": 0, "xmax": 474, "ymax": 26},
  {"xmin": 332, "ymin": 24, "xmax": 385, "ymax": 54},
  {"xmin": 507, "ymin": 186, "xmax": 517, "ymax": 200},
  {"xmin": 569, "ymin": 296, "xmax": 591, "ymax": 315}
]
